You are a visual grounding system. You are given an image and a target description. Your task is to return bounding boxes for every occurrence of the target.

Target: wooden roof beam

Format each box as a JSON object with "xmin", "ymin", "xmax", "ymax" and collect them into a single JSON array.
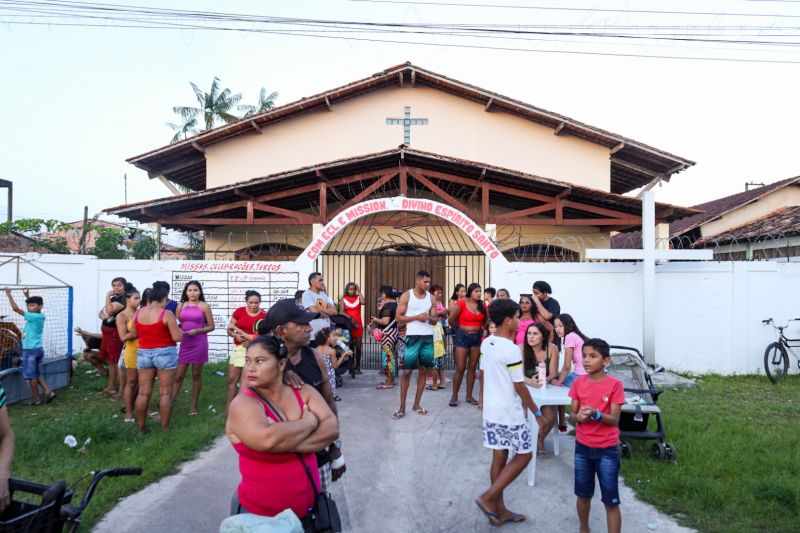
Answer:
[
  {"xmin": 610, "ymin": 142, "xmax": 625, "ymax": 155},
  {"xmin": 410, "ymin": 70, "xmax": 416, "ymax": 87},
  {"xmin": 249, "ymin": 120, "xmax": 262, "ymax": 134},
  {"xmin": 158, "ymin": 216, "xmax": 314, "ymax": 226},
  {"xmin": 399, "ymin": 71, "xmax": 404, "ymax": 87},
  {"xmin": 408, "ymin": 171, "xmax": 476, "ymax": 219},
  {"xmin": 613, "ymin": 158, "xmax": 662, "ymax": 178},
  {"xmin": 554, "ymin": 122, "xmax": 566, "ymax": 136},
  {"xmin": 324, "ymin": 96, "xmax": 332, "ymax": 112},
  {"xmin": 191, "ymin": 142, "xmax": 205, "ymax": 154},
  {"xmin": 154, "ymin": 175, "xmax": 181, "ymax": 196},
  {"xmin": 485, "ymin": 98, "xmax": 494, "ymax": 112},
  {"xmin": 316, "ymin": 169, "xmax": 347, "ymax": 204}
]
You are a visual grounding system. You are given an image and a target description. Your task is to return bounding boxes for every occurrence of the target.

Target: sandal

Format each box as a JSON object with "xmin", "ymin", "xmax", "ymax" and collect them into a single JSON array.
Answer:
[
  {"xmin": 475, "ymin": 500, "xmax": 502, "ymax": 526},
  {"xmin": 189, "ymin": 409, "xmax": 198, "ymax": 416},
  {"xmin": 448, "ymin": 400, "xmax": 458, "ymax": 407},
  {"xmin": 376, "ymin": 383, "xmax": 395, "ymax": 390},
  {"xmin": 414, "ymin": 407, "xmax": 428, "ymax": 416},
  {"xmin": 537, "ymin": 449, "xmax": 549, "ymax": 459},
  {"xmin": 503, "ymin": 512, "xmax": 526, "ymax": 523},
  {"xmin": 392, "ymin": 410, "xmax": 405, "ymax": 420},
  {"xmin": 45, "ymin": 392, "xmax": 56, "ymax": 403},
  {"xmin": 334, "ymin": 395, "xmax": 342, "ymax": 402},
  {"xmin": 425, "ymin": 385, "xmax": 439, "ymax": 391},
  {"xmin": 466, "ymin": 398, "xmax": 479, "ymax": 406}
]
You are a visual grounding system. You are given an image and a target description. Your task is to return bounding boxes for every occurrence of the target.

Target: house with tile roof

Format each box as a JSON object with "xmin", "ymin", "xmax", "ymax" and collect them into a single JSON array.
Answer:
[{"xmin": 613, "ymin": 176, "xmax": 800, "ymax": 260}]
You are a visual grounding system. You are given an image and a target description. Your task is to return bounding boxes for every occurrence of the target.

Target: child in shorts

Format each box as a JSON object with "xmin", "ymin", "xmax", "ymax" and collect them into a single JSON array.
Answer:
[
  {"xmin": 4, "ymin": 288, "xmax": 54, "ymax": 405},
  {"xmin": 475, "ymin": 299, "xmax": 543, "ymax": 526},
  {"xmin": 568, "ymin": 338, "xmax": 625, "ymax": 533}
]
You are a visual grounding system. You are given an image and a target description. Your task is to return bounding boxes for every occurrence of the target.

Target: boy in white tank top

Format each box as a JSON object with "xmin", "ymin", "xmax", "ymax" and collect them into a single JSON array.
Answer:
[{"xmin": 392, "ymin": 271, "xmax": 437, "ymax": 419}]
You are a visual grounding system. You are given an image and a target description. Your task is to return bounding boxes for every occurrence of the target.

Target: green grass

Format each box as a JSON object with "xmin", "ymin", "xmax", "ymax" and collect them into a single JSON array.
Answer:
[
  {"xmin": 621, "ymin": 375, "xmax": 800, "ymax": 533},
  {"xmin": 8, "ymin": 361, "xmax": 228, "ymax": 529}
]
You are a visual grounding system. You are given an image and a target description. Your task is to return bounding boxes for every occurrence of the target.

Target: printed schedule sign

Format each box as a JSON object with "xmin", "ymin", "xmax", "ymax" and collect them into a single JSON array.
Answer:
[{"xmin": 171, "ymin": 265, "xmax": 299, "ymax": 361}]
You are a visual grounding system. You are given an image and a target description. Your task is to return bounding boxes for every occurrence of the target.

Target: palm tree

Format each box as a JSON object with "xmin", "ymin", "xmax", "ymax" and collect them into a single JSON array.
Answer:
[
  {"xmin": 242, "ymin": 87, "xmax": 279, "ymax": 116},
  {"xmin": 166, "ymin": 116, "xmax": 199, "ymax": 144},
  {"xmin": 172, "ymin": 77, "xmax": 244, "ymax": 132}
]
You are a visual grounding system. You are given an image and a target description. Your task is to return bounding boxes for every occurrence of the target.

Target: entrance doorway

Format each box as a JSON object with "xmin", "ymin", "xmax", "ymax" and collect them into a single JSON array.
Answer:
[{"xmin": 321, "ymin": 247, "xmax": 487, "ymax": 370}]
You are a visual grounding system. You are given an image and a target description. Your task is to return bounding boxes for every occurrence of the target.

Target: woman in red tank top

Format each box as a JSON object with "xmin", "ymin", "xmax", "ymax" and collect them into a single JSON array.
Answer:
[
  {"xmin": 339, "ymin": 282, "xmax": 364, "ymax": 377},
  {"xmin": 131, "ymin": 285, "xmax": 183, "ymax": 435},
  {"xmin": 448, "ymin": 283, "xmax": 487, "ymax": 408},
  {"xmin": 226, "ymin": 336, "xmax": 339, "ymax": 520}
]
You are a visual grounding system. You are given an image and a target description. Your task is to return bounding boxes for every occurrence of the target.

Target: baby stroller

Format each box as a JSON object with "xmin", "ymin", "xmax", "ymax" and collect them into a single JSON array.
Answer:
[
  {"xmin": 329, "ymin": 314, "xmax": 355, "ymax": 388},
  {"xmin": 607, "ymin": 346, "xmax": 676, "ymax": 461}
]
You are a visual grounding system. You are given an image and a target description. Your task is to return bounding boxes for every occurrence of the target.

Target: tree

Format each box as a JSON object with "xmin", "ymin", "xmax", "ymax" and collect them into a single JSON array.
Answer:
[
  {"xmin": 172, "ymin": 77, "xmax": 245, "ymax": 132},
  {"xmin": 0, "ymin": 218, "xmax": 72, "ymax": 254},
  {"xmin": 90, "ymin": 227, "xmax": 126, "ymax": 259},
  {"xmin": 166, "ymin": 116, "xmax": 199, "ymax": 144},
  {"xmin": 242, "ymin": 87, "xmax": 279, "ymax": 116},
  {"xmin": 131, "ymin": 234, "xmax": 159, "ymax": 260}
]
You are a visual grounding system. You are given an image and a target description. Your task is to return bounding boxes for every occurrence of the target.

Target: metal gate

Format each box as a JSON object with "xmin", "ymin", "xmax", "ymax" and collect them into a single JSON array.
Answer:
[{"xmin": 320, "ymin": 249, "xmax": 487, "ymax": 370}]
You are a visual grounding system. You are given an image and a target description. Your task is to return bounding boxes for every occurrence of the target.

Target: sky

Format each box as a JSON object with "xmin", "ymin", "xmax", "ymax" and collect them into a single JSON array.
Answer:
[{"xmin": 1, "ymin": 0, "xmax": 800, "ymax": 225}]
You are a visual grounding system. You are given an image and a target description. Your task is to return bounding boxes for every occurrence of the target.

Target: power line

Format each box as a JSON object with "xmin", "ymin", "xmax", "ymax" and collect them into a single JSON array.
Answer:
[
  {"xmin": 350, "ymin": 0, "xmax": 800, "ymax": 18},
  {"xmin": 1, "ymin": 0, "xmax": 800, "ymax": 63}
]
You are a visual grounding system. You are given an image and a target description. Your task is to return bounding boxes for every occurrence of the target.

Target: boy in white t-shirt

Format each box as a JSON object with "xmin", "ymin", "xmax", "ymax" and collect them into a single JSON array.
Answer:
[{"xmin": 475, "ymin": 299, "xmax": 545, "ymax": 526}]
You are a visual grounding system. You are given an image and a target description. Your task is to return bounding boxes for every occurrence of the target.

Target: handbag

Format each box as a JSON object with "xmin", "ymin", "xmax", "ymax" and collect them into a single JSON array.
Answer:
[{"xmin": 247, "ymin": 388, "xmax": 342, "ymax": 533}]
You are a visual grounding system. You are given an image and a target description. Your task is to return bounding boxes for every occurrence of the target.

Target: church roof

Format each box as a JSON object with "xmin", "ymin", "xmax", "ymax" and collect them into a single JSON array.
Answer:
[
  {"xmin": 108, "ymin": 147, "xmax": 697, "ymax": 232},
  {"xmin": 129, "ymin": 62, "xmax": 694, "ymax": 194}
]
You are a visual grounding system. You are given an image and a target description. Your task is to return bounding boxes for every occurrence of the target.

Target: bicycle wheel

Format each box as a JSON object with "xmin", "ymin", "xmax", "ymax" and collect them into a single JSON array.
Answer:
[{"xmin": 764, "ymin": 342, "xmax": 789, "ymax": 383}]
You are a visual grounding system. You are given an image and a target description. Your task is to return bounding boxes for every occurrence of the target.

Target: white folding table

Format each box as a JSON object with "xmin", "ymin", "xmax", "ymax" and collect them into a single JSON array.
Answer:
[{"xmin": 526, "ymin": 384, "xmax": 572, "ymax": 487}]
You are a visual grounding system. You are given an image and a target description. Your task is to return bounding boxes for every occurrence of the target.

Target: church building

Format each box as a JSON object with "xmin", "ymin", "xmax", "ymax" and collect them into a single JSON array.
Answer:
[{"xmin": 107, "ymin": 62, "xmax": 696, "ymax": 300}]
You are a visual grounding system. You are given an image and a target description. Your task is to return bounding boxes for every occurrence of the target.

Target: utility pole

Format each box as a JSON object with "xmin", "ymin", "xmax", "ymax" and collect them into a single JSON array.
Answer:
[
  {"xmin": 124, "ymin": 173, "xmax": 128, "ymax": 205},
  {"xmin": 79, "ymin": 205, "xmax": 89, "ymax": 254}
]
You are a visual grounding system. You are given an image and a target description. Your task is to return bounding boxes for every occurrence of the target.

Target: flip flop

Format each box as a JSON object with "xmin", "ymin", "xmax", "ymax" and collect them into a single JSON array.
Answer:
[
  {"xmin": 537, "ymin": 449, "xmax": 549, "ymax": 459},
  {"xmin": 414, "ymin": 407, "xmax": 428, "ymax": 416},
  {"xmin": 425, "ymin": 385, "xmax": 439, "ymax": 391},
  {"xmin": 448, "ymin": 400, "xmax": 458, "ymax": 407},
  {"xmin": 474, "ymin": 499, "xmax": 502, "ymax": 526},
  {"xmin": 466, "ymin": 398, "xmax": 479, "ymax": 406},
  {"xmin": 123, "ymin": 417, "xmax": 135, "ymax": 423},
  {"xmin": 189, "ymin": 410, "xmax": 198, "ymax": 416},
  {"xmin": 503, "ymin": 513, "xmax": 526, "ymax": 523},
  {"xmin": 376, "ymin": 383, "xmax": 395, "ymax": 390},
  {"xmin": 392, "ymin": 410, "xmax": 405, "ymax": 420},
  {"xmin": 45, "ymin": 392, "xmax": 56, "ymax": 403}
]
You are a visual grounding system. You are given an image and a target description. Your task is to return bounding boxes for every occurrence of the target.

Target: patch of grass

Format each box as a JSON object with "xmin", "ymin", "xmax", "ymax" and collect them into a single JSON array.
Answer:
[
  {"xmin": 8, "ymin": 361, "xmax": 228, "ymax": 529},
  {"xmin": 621, "ymin": 375, "xmax": 800, "ymax": 533}
]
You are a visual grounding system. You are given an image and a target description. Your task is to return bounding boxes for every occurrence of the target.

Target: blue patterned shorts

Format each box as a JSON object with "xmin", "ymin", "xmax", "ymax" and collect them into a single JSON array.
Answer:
[{"xmin": 482, "ymin": 420, "xmax": 532, "ymax": 454}]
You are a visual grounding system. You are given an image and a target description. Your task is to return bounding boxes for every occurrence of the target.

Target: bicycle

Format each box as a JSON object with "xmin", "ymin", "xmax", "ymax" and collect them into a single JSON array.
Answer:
[
  {"xmin": 0, "ymin": 467, "xmax": 142, "ymax": 532},
  {"xmin": 761, "ymin": 318, "xmax": 800, "ymax": 383}
]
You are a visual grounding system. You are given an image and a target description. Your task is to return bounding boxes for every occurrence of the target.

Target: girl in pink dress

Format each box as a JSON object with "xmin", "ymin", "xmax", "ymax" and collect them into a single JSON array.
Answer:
[
  {"xmin": 515, "ymin": 295, "xmax": 536, "ymax": 345},
  {"xmin": 172, "ymin": 281, "xmax": 215, "ymax": 416}
]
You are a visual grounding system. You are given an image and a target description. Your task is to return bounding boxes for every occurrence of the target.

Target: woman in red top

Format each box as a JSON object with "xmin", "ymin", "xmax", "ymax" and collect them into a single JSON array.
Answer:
[
  {"xmin": 226, "ymin": 336, "xmax": 338, "ymax": 519},
  {"xmin": 130, "ymin": 285, "xmax": 183, "ymax": 435},
  {"xmin": 226, "ymin": 291, "xmax": 267, "ymax": 411},
  {"xmin": 448, "ymin": 283, "xmax": 487, "ymax": 407},
  {"xmin": 339, "ymin": 282, "xmax": 364, "ymax": 377}
]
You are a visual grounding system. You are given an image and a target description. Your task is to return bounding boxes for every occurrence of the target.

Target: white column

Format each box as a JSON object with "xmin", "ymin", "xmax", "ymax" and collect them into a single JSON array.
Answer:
[{"xmin": 642, "ymin": 191, "xmax": 656, "ymax": 365}]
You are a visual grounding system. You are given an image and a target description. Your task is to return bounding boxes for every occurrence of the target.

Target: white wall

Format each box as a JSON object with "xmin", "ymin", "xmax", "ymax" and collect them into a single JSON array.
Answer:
[
  {"xmin": 0, "ymin": 254, "xmax": 313, "ymax": 362},
  {"xmin": 6, "ymin": 253, "xmax": 799, "ymax": 375},
  {"xmin": 491, "ymin": 261, "xmax": 800, "ymax": 375}
]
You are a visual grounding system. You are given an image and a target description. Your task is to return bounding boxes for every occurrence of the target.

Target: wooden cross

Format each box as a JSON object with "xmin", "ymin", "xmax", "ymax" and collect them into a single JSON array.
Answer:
[
  {"xmin": 585, "ymin": 191, "xmax": 713, "ymax": 365},
  {"xmin": 386, "ymin": 106, "xmax": 428, "ymax": 146}
]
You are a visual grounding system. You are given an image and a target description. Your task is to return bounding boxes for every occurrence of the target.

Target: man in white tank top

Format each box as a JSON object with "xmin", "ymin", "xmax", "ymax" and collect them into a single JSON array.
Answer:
[{"xmin": 392, "ymin": 270, "xmax": 437, "ymax": 419}]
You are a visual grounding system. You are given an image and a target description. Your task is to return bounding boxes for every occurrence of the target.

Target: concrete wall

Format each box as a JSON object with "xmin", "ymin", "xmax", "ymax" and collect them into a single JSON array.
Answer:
[
  {"xmin": 7, "ymin": 254, "xmax": 799, "ymax": 376},
  {"xmin": 205, "ymin": 86, "xmax": 611, "ymax": 192},
  {"xmin": 701, "ymin": 185, "xmax": 800, "ymax": 238},
  {"xmin": 491, "ymin": 260, "xmax": 800, "ymax": 376}
]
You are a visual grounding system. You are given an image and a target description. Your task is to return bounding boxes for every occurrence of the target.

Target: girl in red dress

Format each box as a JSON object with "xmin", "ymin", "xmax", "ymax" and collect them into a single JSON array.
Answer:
[{"xmin": 339, "ymin": 282, "xmax": 364, "ymax": 377}]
